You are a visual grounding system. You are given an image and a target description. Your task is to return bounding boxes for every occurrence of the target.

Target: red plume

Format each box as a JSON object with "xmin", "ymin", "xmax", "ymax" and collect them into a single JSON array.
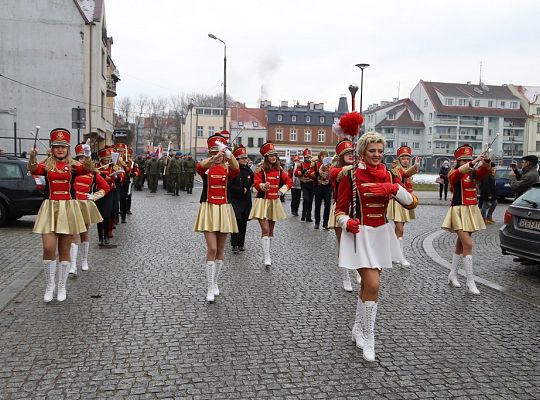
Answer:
[{"xmin": 339, "ymin": 112, "xmax": 364, "ymax": 137}]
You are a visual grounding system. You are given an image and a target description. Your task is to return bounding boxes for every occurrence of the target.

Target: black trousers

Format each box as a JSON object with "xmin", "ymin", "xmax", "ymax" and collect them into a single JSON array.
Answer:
[
  {"xmin": 291, "ymin": 188, "xmax": 301, "ymax": 213},
  {"xmin": 301, "ymin": 182, "xmax": 314, "ymax": 220},
  {"xmin": 119, "ymin": 180, "xmax": 129, "ymax": 219},
  {"xmin": 439, "ymin": 180, "xmax": 449, "ymax": 200},
  {"xmin": 314, "ymin": 185, "xmax": 332, "ymax": 226},
  {"xmin": 231, "ymin": 205, "xmax": 250, "ymax": 247},
  {"xmin": 96, "ymin": 193, "xmax": 113, "ymax": 240}
]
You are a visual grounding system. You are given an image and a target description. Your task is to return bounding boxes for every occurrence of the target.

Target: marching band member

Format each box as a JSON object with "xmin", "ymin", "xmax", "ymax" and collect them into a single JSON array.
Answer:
[
  {"xmin": 287, "ymin": 155, "xmax": 302, "ymax": 216},
  {"xmin": 27, "ymin": 128, "xmax": 93, "ymax": 302},
  {"xmin": 329, "ymin": 138, "xmax": 355, "ymax": 292},
  {"xmin": 295, "ymin": 148, "xmax": 315, "ymax": 222},
  {"xmin": 193, "ymin": 133, "xmax": 240, "ymax": 303},
  {"xmin": 442, "ymin": 144, "xmax": 490, "ymax": 295},
  {"xmin": 335, "ymin": 131, "xmax": 417, "ymax": 361},
  {"xmin": 228, "ymin": 145, "xmax": 254, "ymax": 253},
  {"xmin": 69, "ymin": 142, "xmax": 110, "ymax": 275},
  {"xmin": 309, "ymin": 150, "xmax": 332, "ymax": 229},
  {"xmin": 125, "ymin": 148, "xmax": 139, "ymax": 215},
  {"xmin": 249, "ymin": 141, "xmax": 293, "ymax": 266},
  {"xmin": 386, "ymin": 146, "xmax": 421, "ymax": 266},
  {"xmin": 95, "ymin": 146, "xmax": 117, "ymax": 246}
]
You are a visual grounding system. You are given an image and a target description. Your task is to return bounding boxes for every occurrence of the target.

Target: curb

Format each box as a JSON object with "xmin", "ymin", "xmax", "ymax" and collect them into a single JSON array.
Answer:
[{"xmin": 0, "ymin": 264, "xmax": 41, "ymax": 312}]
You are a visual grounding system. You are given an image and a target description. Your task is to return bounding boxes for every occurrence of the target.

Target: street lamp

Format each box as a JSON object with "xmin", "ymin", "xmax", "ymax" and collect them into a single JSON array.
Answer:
[
  {"xmin": 355, "ymin": 63, "xmax": 369, "ymax": 134},
  {"xmin": 208, "ymin": 33, "xmax": 227, "ymax": 131}
]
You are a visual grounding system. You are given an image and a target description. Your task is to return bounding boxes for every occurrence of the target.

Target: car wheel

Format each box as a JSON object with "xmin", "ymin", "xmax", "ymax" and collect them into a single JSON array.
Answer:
[{"xmin": 0, "ymin": 202, "xmax": 8, "ymax": 227}]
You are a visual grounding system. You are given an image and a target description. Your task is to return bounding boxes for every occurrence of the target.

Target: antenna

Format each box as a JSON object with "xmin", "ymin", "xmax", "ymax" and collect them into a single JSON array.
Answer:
[{"xmin": 479, "ymin": 61, "xmax": 483, "ymax": 85}]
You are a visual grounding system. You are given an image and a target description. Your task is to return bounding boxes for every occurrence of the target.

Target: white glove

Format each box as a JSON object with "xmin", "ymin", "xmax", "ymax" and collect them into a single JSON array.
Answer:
[
  {"xmin": 82, "ymin": 144, "xmax": 91, "ymax": 157},
  {"xmin": 87, "ymin": 193, "xmax": 95, "ymax": 201},
  {"xmin": 224, "ymin": 148, "xmax": 232, "ymax": 158},
  {"xmin": 278, "ymin": 185, "xmax": 289, "ymax": 195},
  {"xmin": 216, "ymin": 141, "xmax": 227, "ymax": 151}
]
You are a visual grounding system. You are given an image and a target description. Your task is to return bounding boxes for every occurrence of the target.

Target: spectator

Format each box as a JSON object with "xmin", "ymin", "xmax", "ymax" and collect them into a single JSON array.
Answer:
[
  {"xmin": 479, "ymin": 162, "xmax": 497, "ymax": 224},
  {"xmin": 509, "ymin": 155, "xmax": 539, "ymax": 199},
  {"xmin": 438, "ymin": 160, "xmax": 450, "ymax": 200}
]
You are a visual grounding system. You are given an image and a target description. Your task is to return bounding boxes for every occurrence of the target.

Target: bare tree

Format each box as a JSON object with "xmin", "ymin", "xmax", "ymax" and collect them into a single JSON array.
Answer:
[
  {"xmin": 134, "ymin": 94, "xmax": 150, "ymax": 151},
  {"xmin": 149, "ymin": 97, "xmax": 169, "ymax": 146},
  {"xmin": 117, "ymin": 96, "xmax": 132, "ymax": 123},
  {"xmin": 170, "ymin": 94, "xmax": 187, "ymax": 149}
]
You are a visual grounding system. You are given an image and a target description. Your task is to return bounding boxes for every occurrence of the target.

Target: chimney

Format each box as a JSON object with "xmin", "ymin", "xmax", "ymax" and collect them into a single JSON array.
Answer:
[
  {"xmin": 337, "ymin": 96, "xmax": 348, "ymax": 114},
  {"xmin": 281, "ymin": 100, "xmax": 288, "ymax": 108},
  {"xmin": 314, "ymin": 103, "xmax": 324, "ymax": 110},
  {"xmin": 260, "ymin": 100, "xmax": 271, "ymax": 108},
  {"xmin": 467, "ymin": 81, "xmax": 472, "ymax": 86},
  {"xmin": 393, "ymin": 98, "xmax": 398, "ymax": 102},
  {"xmin": 308, "ymin": 101, "xmax": 315, "ymax": 110}
]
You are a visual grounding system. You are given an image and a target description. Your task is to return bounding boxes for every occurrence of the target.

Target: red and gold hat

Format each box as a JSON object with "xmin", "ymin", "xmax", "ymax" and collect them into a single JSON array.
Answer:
[
  {"xmin": 397, "ymin": 146, "xmax": 412, "ymax": 158},
  {"xmin": 74, "ymin": 142, "xmax": 86, "ymax": 157},
  {"xmin": 292, "ymin": 155, "xmax": 300, "ymax": 162},
  {"xmin": 98, "ymin": 146, "xmax": 114, "ymax": 160},
  {"xmin": 454, "ymin": 144, "xmax": 474, "ymax": 160},
  {"xmin": 335, "ymin": 139, "xmax": 353, "ymax": 157},
  {"xmin": 220, "ymin": 130, "xmax": 230, "ymax": 140},
  {"xmin": 260, "ymin": 141, "xmax": 278, "ymax": 156},
  {"xmin": 232, "ymin": 144, "xmax": 248, "ymax": 159},
  {"xmin": 207, "ymin": 134, "xmax": 228, "ymax": 152},
  {"xmin": 115, "ymin": 143, "xmax": 127, "ymax": 154},
  {"xmin": 50, "ymin": 128, "xmax": 70, "ymax": 147},
  {"xmin": 303, "ymin": 148, "xmax": 312, "ymax": 157}
]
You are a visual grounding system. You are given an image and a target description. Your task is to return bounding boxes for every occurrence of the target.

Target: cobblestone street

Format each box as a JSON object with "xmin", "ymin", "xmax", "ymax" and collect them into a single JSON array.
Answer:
[{"xmin": 1, "ymin": 188, "xmax": 539, "ymax": 399}]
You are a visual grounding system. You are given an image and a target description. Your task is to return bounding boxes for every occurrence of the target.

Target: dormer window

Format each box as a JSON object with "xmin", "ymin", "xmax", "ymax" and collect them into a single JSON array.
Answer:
[
  {"xmin": 458, "ymin": 99, "xmax": 466, "ymax": 106},
  {"xmin": 277, "ymin": 114, "xmax": 283, "ymax": 122},
  {"xmin": 319, "ymin": 116, "xmax": 324, "ymax": 123},
  {"xmin": 445, "ymin": 98, "xmax": 454, "ymax": 106},
  {"xmin": 305, "ymin": 116, "xmax": 311, "ymax": 123},
  {"xmin": 414, "ymin": 114, "xmax": 421, "ymax": 121},
  {"xmin": 238, "ymin": 121, "xmax": 244, "ymax": 127},
  {"xmin": 510, "ymin": 101, "xmax": 518, "ymax": 109},
  {"xmin": 291, "ymin": 115, "xmax": 297, "ymax": 122},
  {"xmin": 500, "ymin": 101, "xmax": 506, "ymax": 108},
  {"xmin": 253, "ymin": 121, "xmax": 259, "ymax": 127},
  {"xmin": 388, "ymin": 113, "xmax": 395, "ymax": 120}
]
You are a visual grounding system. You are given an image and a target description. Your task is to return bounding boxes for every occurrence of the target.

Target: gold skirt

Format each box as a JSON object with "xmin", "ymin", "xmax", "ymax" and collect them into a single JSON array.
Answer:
[
  {"xmin": 77, "ymin": 199, "xmax": 103, "ymax": 225},
  {"xmin": 386, "ymin": 198, "xmax": 415, "ymax": 222},
  {"xmin": 441, "ymin": 205, "xmax": 486, "ymax": 233},
  {"xmin": 248, "ymin": 198, "xmax": 287, "ymax": 221},
  {"xmin": 33, "ymin": 199, "xmax": 88, "ymax": 235},
  {"xmin": 193, "ymin": 202, "xmax": 239, "ymax": 233},
  {"xmin": 327, "ymin": 202, "xmax": 337, "ymax": 229}
]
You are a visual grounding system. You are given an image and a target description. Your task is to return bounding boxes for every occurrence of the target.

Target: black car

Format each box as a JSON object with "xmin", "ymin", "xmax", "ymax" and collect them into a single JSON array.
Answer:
[
  {"xmin": 0, "ymin": 156, "xmax": 44, "ymax": 226},
  {"xmin": 499, "ymin": 183, "xmax": 540, "ymax": 263}
]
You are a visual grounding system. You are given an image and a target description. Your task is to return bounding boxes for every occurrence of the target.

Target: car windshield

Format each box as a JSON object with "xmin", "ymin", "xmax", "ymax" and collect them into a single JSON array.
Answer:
[
  {"xmin": 514, "ymin": 186, "xmax": 540, "ymax": 208},
  {"xmin": 495, "ymin": 168, "xmax": 511, "ymax": 179}
]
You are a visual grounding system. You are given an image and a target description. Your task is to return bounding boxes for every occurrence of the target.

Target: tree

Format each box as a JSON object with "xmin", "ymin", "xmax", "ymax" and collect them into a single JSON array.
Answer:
[{"xmin": 134, "ymin": 94, "xmax": 150, "ymax": 152}]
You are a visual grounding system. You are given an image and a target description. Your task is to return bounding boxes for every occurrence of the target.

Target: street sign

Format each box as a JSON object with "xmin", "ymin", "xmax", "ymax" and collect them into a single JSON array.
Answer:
[
  {"xmin": 113, "ymin": 129, "xmax": 129, "ymax": 139},
  {"xmin": 72, "ymin": 107, "xmax": 86, "ymax": 129}
]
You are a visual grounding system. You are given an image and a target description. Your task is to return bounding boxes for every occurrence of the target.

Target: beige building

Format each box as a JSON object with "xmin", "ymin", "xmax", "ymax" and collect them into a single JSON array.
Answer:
[
  {"xmin": 508, "ymin": 85, "xmax": 540, "ymax": 157},
  {"xmin": 183, "ymin": 106, "xmax": 229, "ymax": 159}
]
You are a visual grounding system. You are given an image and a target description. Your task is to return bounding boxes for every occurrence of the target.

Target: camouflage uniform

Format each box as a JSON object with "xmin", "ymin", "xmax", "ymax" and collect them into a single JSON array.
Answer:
[{"xmin": 183, "ymin": 155, "xmax": 197, "ymax": 194}]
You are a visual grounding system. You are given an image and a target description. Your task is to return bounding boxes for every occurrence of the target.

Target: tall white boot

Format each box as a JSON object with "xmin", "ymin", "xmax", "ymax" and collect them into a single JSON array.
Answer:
[
  {"xmin": 351, "ymin": 299, "xmax": 364, "ymax": 349},
  {"xmin": 398, "ymin": 237, "xmax": 411, "ymax": 267},
  {"xmin": 463, "ymin": 255, "xmax": 480, "ymax": 295},
  {"xmin": 80, "ymin": 241, "xmax": 90, "ymax": 271},
  {"xmin": 214, "ymin": 260, "xmax": 223, "ymax": 296},
  {"xmin": 341, "ymin": 268, "xmax": 352, "ymax": 292},
  {"xmin": 448, "ymin": 253, "xmax": 462, "ymax": 288},
  {"xmin": 362, "ymin": 301, "xmax": 378, "ymax": 362},
  {"xmin": 261, "ymin": 237, "xmax": 271, "ymax": 266},
  {"xmin": 57, "ymin": 261, "xmax": 69, "ymax": 302},
  {"xmin": 43, "ymin": 260, "xmax": 56, "ymax": 303},
  {"xmin": 69, "ymin": 243, "xmax": 78, "ymax": 275},
  {"xmin": 269, "ymin": 236, "xmax": 274, "ymax": 265},
  {"xmin": 205, "ymin": 261, "xmax": 215, "ymax": 302}
]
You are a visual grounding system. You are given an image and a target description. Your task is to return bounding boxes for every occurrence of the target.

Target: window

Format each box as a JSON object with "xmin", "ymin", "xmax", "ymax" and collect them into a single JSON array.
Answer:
[
  {"xmin": 196, "ymin": 126, "xmax": 204, "ymax": 137},
  {"xmin": 537, "ymin": 123, "xmax": 540, "ymax": 134},
  {"xmin": 414, "ymin": 129, "xmax": 421, "ymax": 135},
  {"xmin": 488, "ymin": 129, "xmax": 493, "ymax": 136},
  {"xmin": 536, "ymin": 141, "xmax": 540, "ymax": 152},
  {"xmin": 253, "ymin": 121, "xmax": 259, "ymax": 127},
  {"xmin": 386, "ymin": 128, "xmax": 394, "ymax": 134},
  {"xmin": 429, "ymin": 113, "xmax": 432, "ymax": 121},
  {"xmin": 238, "ymin": 121, "xmax": 244, "ymax": 127},
  {"xmin": 427, "ymin": 141, "xmax": 432, "ymax": 150},
  {"xmin": 248, "ymin": 137, "xmax": 254, "ymax": 147},
  {"xmin": 424, "ymin": 99, "xmax": 428, "ymax": 108},
  {"xmin": 304, "ymin": 129, "xmax": 311, "ymax": 142},
  {"xmin": 536, "ymin": 107, "xmax": 540, "ymax": 115},
  {"xmin": 276, "ymin": 129, "xmax": 283, "ymax": 141},
  {"xmin": 387, "ymin": 140, "xmax": 394, "ymax": 149},
  {"xmin": 319, "ymin": 116, "xmax": 325, "ymax": 124},
  {"xmin": 510, "ymin": 101, "xmax": 518, "ymax": 109},
  {"xmin": 429, "ymin": 127, "xmax": 432, "ymax": 134},
  {"xmin": 305, "ymin": 116, "xmax": 311, "ymax": 123},
  {"xmin": 101, "ymin": 49, "xmax": 106, "ymax": 77},
  {"xmin": 318, "ymin": 130, "xmax": 325, "ymax": 143},
  {"xmin": 400, "ymin": 129, "xmax": 407, "ymax": 135},
  {"xmin": 0, "ymin": 163, "xmax": 23, "ymax": 179},
  {"xmin": 208, "ymin": 126, "xmax": 215, "ymax": 137},
  {"xmin": 475, "ymin": 100, "xmax": 480, "ymax": 107},
  {"xmin": 413, "ymin": 142, "xmax": 420, "ymax": 149},
  {"xmin": 388, "ymin": 113, "xmax": 395, "ymax": 120},
  {"xmin": 257, "ymin": 137, "xmax": 264, "ymax": 147},
  {"xmin": 237, "ymin": 137, "xmax": 242, "ymax": 146},
  {"xmin": 277, "ymin": 114, "xmax": 283, "ymax": 122},
  {"xmin": 445, "ymin": 98, "xmax": 454, "ymax": 106},
  {"xmin": 458, "ymin": 99, "xmax": 466, "ymax": 106},
  {"xmin": 415, "ymin": 114, "xmax": 421, "ymax": 121},
  {"xmin": 290, "ymin": 129, "xmax": 297, "ymax": 141},
  {"xmin": 488, "ymin": 100, "xmax": 493, "ymax": 107},
  {"xmin": 291, "ymin": 115, "xmax": 297, "ymax": 122},
  {"xmin": 401, "ymin": 142, "xmax": 408, "ymax": 147},
  {"xmin": 500, "ymin": 101, "xmax": 506, "ymax": 108},
  {"xmin": 101, "ymin": 91, "xmax": 105, "ymax": 118}
]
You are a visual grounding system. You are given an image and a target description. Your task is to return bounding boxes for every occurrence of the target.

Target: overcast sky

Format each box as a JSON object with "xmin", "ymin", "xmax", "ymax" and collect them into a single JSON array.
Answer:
[{"xmin": 105, "ymin": 0, "xmax": 539, "ymax": 112}]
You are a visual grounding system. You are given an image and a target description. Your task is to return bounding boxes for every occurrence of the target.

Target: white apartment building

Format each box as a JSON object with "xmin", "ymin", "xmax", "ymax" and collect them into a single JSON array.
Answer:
[
  {"xmin": 183, "ymin": 106, "xmax": 229, "ymax": 160},
  {"xmin": 0, "ymin": 0, "xmax": 117, "ymax": 156},
  {"xmin": 230, "ymin": 107, "xmax": 267, "ymax": 159},
  {"xmin": 508, "ymin": 85, "xmax": 540, "ymax": 157}
]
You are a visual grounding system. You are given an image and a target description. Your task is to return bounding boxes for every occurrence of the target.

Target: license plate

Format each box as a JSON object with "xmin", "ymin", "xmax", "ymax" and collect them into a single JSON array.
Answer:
[{"xmin": 518, "ymin": 218, "xmax": 540, "ymax": 231}]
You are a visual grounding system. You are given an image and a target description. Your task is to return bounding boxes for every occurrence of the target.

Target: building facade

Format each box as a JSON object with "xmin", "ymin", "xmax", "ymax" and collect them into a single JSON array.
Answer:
[
  {"xmin": 508, "ymin": 85, "xmax": 540, "ymax": 158},
  {"xmin": 0, "ymin": 0, "xmax": 118, "ymax": 156},
  {"xmin": 183, "ymin": 106, "xmax": 229, "ymax": 160},
  {"xmin": 230, "ymin": 107, "xmax": 267, "ymax": 159}
]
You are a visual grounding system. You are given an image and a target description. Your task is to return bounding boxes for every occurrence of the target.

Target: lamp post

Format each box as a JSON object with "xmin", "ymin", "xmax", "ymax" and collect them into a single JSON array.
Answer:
[
  {"xmin": 208, "ymin": 33, "xmax": 227, "ymax": 131},
  {"xmin": 355, "ymin": 63, "xmax": 370, "ymax": 134}
]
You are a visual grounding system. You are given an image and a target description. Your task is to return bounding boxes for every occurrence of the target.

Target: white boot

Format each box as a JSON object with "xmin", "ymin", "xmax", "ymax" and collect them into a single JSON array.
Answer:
[
  {"xmin": 356, "ymin": 270, "xmax": 362, "ymax": 284},
  {"xmin": 57, "ymin": 261, "xmax": 69, "ymax": 302},
  {"xmin": 69, "ymin": 243, "xmax": 78, "ymax": 275},
  {"xmin": 351, "ymin": 299, "xmax": 364, "ymax": 349},
  {"xmin": 341, "ymin": 268, "xmax": 352, "ymax": 292},
  {"xmin": 269, "ymin": 236, "xmax": 274, "ymax": 264},
  {"xmin": 205, "ymin": 261, "xmax": 215, "ymax": 302},
  {"xmin": 398, "ymin": 237, "xmax": 411, "ymax": 267},
  {"xmin": 463, "ymin": 255, "xmax": 480, "ymax": 295},
  {"xmin": 262, "ymin": 237, "xmax": 271, "ymax": 266},
  {"xmin": 362, "ymin": 301, "xmax": 378, "ymax": 362},
  {"xmin": 448, "ymin": 253, "xmax": 462, "ymax": 288},
  {"xmin": 80, "ymin": 241, "xmax": 90, "ymax": 271},
  {"xmin": 43, "ymin": 260, "xmax": 56, "ymax": 303},
  {"xmin": 214, "ymin": 260, "xmax": 223, "ymax": 296}
]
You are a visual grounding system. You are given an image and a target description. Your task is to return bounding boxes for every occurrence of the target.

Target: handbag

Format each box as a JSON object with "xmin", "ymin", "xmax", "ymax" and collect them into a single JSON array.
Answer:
[{"xmin": 435, "ymin": 177, "xmax": 444, "ymax": 184}]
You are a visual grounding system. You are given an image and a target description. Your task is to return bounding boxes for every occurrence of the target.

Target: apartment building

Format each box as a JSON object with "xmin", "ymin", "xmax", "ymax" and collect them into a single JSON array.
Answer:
[
  {"xmin": 229, "ymin": 108, "xmax": 267, "ymax": 159},
  {"xmin": 183, "ymin": 106, "xmax": 229, "ymax": 159},
  {"xmin": 508, "ymin": 85, "xmax": 540, "ymax": 158}
]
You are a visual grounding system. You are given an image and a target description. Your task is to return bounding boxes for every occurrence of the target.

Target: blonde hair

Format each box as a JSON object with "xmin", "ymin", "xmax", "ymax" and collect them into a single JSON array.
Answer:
[
  {"xmin": 357, "ymin": 131, "xmax": 386, "ymax": 156},
  {"xmin": 43, "ymin": 148, "xmax": 76, "ymax": 171}
]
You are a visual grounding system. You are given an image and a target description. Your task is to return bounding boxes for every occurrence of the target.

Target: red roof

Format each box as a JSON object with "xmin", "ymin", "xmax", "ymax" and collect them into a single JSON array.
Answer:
[
  {"xmin": 376, "ymin": 110, "xmax": 425, "ymax": 129},
  {"xmin": 230, "ymin": 108, "xmax": 267, "ymax": 128}
]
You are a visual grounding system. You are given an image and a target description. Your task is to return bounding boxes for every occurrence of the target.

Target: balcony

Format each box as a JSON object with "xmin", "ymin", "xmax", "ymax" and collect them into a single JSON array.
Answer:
[
  {"xmin": 433, "ymin": 133, "xmax": 457, "ymax": 140},
  {"xmin": 459, "ymin": 117, "xmax": 484, "ymax": 126},
  {"xmin": 383, "ymin": 132, "xmax": 395, "ymax": 139},
  {"xmin": 434, "ymin": 118, "xmax": 458, "ymax": 125},
  {"xmin": 106, "ymin": 79, "xmax": 117, "ymax": 97}
]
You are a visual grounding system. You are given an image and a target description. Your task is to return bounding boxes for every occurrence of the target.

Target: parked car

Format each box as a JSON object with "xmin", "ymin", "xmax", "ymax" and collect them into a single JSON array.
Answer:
[
  {"xmin": 494, "ymin": 166, "xmax": 514, "ymax": 200},
  {"xmin": 499, "ymin": 183, "xmax": 540, "ymax": 263},
  {"xmin": 0, "ymin": 155, "xmax": 44, "ymax": 226}
]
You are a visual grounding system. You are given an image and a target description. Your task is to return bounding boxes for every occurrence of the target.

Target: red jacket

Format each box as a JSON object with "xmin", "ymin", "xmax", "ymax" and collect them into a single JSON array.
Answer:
[
  {"xmin": 196, "ymin": 163, "xmax": 239, "ymax": 205},
  {"xmin": 294, "ymin": 161, "xmax": 315, "ymax": 184},
  {"xmin": 449, "ymin": 162, "xmax": 490, "ymax": 206},
  {"xmin": 73, "ymin": 171, "xmax": 110, "ymax": 200},
  {"xmin": 33, "ymin": 161, "xmax": 86, "ymax": 200},
  {"xmin": 254, "ymin": 168, "xmax": 293, "ymax": 200}
]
